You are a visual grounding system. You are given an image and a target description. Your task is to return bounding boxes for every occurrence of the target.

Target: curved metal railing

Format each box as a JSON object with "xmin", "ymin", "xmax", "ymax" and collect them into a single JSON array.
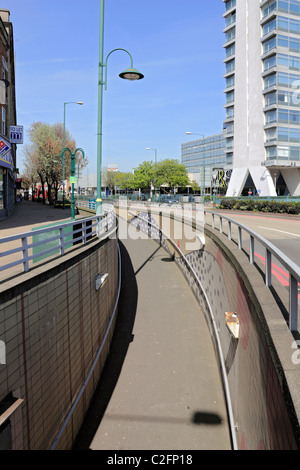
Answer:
[
  {"xmin": 0, "ymin": 205, "xmax": 116, "ymax": 280},
  {"xmin": 204, "ymin": 210, "xmax": 300, "ymax": 332}
]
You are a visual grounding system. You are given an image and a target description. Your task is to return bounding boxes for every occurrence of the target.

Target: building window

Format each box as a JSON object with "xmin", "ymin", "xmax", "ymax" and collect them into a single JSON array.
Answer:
[
  {"xmin": 263, "ymin": 18, "xmax": 277, "ymax": 36},
  {"xmin": 262, "ymin": 1, "xmax": 277, "ymax": 18},
  {"xmin": 225, "ymin": 43, "xmax": 235, "ymax": 58},
  {"xmin": 225, "ymin": 59, "xmax": 235, "ymax": 74},
  {"xmin": 264, "ymin": 54, "xmax": 277, "ymax": 71},
  {"xmin": 265, "ymin": 109, "xmax": 277, "ymax": 124},
  {"xmin": 265, "ymin": 91, "xmax": 277, "ymax": 106}
]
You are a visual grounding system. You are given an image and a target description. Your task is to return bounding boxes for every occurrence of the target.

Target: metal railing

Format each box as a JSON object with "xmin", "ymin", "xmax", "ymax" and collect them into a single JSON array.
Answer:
[
  {"xmin": 204, "ymin": 210, "xmax": 300, "ymax": 332},
  {"xmin": 130, "ymin": 209, "xmax": 238, "ymax": 450},
  {"xmin": 0, "ymin": 206, "xmax": 116, "ymax": 279}
]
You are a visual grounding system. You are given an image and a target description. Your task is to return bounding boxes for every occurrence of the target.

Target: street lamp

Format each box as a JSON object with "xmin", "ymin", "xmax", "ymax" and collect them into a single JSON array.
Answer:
[
  {"xmin": 186, "ymin": 132, "xmax": 206, "ymax": 200},
  {"xmin": 63, "ymin": 101, "xmax": 84, "ymax": 209},
  {"xmin": 61, "ymin": 147, "xmax": 85, "ymax": 220},
  {"xmin": 145, "ymin": 147, "xmax": 157, "ymax": 164},
  {"xmin": 146, "ymin": 148, "xmax": 158, "ymax": 201},
  {"xmin": 97, "ymin": 0, "xmax": 144, "ymax": 216}
]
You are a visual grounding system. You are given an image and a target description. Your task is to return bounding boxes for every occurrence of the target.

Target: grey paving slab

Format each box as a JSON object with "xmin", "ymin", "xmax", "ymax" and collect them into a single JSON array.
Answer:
[{"xmin": 0, "ymin": 201, "xmax": 91, "ymax": 282}]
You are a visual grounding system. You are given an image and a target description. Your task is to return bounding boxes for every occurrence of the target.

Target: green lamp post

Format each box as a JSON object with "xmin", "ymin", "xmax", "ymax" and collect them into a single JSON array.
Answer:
[
  {"xmin": 63, "ymin": 101, "xmax": 83, "ymax": 209},
  {"xmin": 61, "ymin": 147, "xmax": 85, "ymax": 220},
  {"xmin": 96, "ymin": 0, "xmax": 144, "ymax": 216}
]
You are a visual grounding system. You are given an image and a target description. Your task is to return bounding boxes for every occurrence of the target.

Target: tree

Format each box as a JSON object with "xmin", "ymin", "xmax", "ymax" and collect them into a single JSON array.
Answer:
[
  {"xmin": 114, "ymin": 172, "xmax": 135, "ymax": 193},
  {"xmin": 22, "ymin": 121, "xmax": 87, "ymax": 203},
  {"xmin": 154, "ymin": 159, "xmax": 189, "ymax": 192},
  {"xmin": 132, "ymin": 161, "xmax": 156, "ymax": 191}
]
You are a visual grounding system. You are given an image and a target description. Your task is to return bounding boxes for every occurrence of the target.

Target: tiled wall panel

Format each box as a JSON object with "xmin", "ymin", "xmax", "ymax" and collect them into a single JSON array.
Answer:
[{"xmin": 0, "ymin": 236, "xmax": 119, "ymax": 450}]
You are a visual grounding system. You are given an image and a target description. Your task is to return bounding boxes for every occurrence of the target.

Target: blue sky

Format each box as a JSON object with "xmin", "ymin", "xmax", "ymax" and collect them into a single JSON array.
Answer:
[{"xmin": 5, "ymin": 0, "xmax": 226, "ymax": 175}]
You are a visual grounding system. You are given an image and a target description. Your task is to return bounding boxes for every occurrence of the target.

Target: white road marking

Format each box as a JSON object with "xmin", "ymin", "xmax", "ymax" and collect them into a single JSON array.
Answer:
[{"xmin": 258, "ymin": 226, "xmax": 300, "ymax": 238}]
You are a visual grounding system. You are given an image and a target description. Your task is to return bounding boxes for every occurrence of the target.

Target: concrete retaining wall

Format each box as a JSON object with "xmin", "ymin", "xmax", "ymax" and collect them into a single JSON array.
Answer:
[
  {"xmin": 0, "ymin": 233, "xmax": 119, "ymax": 450},
  {"xmin": 178, "ymin": 228, "xmax": 300, "ymax": 450},
  {"xmin": 130, "ymin": 209, "xmax": 300, "ymax": 450}
]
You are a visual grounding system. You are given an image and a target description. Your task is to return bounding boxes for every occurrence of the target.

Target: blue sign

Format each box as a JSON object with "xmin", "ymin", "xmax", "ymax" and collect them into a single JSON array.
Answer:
[
  {"xmin": 0, "ymin": 139, "xmax": 12, "ymax": 169},
  {"xmin": 10, "ymin": 125, "xmax": 23, "ymax": 144}
]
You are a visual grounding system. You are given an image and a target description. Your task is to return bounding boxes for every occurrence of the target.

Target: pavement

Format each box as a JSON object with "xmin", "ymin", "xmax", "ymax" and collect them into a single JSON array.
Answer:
[
  {"xmin": 74, "ymin": 236, "xmax": 232, "ymax": 450},
  {"xmin": 0, "ymin": 200, "xmax": 91, "ymax": 283},
  {"xmin": 0, "ymin": 199, "xmax": 86, "ymax": 236},
  {"xmin": 1, "ymin": 201, "xmax": 232, "ymax": 450}
]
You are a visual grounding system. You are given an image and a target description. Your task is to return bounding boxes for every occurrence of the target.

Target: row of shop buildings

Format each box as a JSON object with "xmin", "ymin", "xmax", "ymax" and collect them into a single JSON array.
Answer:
[{"xmin": 0, "ymin": 9, "xmax": 18, "ymax": 219}]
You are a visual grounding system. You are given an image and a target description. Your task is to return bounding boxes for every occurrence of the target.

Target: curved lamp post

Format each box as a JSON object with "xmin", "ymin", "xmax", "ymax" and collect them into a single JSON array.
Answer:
[
  {"xmin": 186, "ymin": 132, "xmax": 206, "ymax": 200},
  {"xmin": 62, "ymin": 101, "xmax": 84, "ymax": 209},
  {"xmin": 61, "ymin": 147, "xmax": 85, "ymax": 220},
  {"xmin": 97, "ymin": 0, "xmax": 144, "ymax": 215}
]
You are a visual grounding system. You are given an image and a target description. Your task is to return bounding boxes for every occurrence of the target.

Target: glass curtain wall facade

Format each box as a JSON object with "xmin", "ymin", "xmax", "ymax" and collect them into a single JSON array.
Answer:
[
  {"xmin": 181, "ymin": 133, "xmax": 226, "ymax": 193},
  {"xmin": 223, "ymin": 0, "xmax": 300, "ymax": 197}
]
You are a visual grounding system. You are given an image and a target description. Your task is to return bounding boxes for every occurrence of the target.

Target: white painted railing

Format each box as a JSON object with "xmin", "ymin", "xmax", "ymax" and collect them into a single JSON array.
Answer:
[
  {"xmin": 0, "ymin": 207, "xmax": 116, "ymax": 279},
  {"xmin": 204, "ymin": 210, "xmax": 300, "ymax": 333}
]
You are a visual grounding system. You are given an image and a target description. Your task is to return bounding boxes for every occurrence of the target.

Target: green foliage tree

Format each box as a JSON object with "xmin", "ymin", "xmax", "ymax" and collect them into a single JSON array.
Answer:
[
  {"xmin": 22, "ymin": 122, "xmax": 87, "ymax": 203},
  {"xmin": 154, "ymin": 159, "xmax": 189, "ymax": 192},
  {"xmin": 114, "ymin": 172, "xmax": 135, "ymax": 193},
  {"xmin": 132, "ymin": 161, "xmax": 156, "ymax": 191},
  {"xmin": 132, "ymin": 159, "xmax": 189, "ymax": 193}
]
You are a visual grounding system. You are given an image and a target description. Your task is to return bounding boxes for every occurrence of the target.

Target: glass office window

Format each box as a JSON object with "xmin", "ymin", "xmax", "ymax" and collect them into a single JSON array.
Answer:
[
  {"xmin": 226, "ymin": 43, "xmax": 235, "ymax": 57},
  {"xmin": 226, "ymin": 106, "xmax": 234, "ymax": 118},
  {"xmin": 264, "ymin": 18, "xmax": 277, "ymax": 35},
  {"xmin": 289, "ymin": 55, "xmax": 300, "ymax": 69},
  {"xmin": 266, "ymin": 109, "xmax": 277, "ymax": 123},
  {"xmin": 290, "ymin": 0, "xmax": 300, "ymax": 15},
  {"xmin": 278, "ymin": 109, "xmax": 289, "ymax": 121},
  {"xmin": 290, "ymin": 147, "xmax": 300, "ymax": 159},
  {"xmin": 290, "ymin": 129, "xmax": 300, "ymax": 141},
  {"xmin": 226, "ymin": 91, "xmax": 235, "ymax": 103},
  {"xmin": 264, "ymin": 54, "xmax": 277, "ymax": 71},
  {"xmin": 263, "ymin": 1, "xmax": 277, "ymax": 18},
  {"xmin": 278, "ymin": 34, "xmax": 289, "ymax": 48},
  {"xmin": 264, "ymin": 73, "xmax": 277, "ymax": 88},
  {"xmin": 290, "ymin": 110, "xmax": 300, "ymax": 122},
  {"xmin": 266, "ymin": 127, "xmax": 278, "ymax": 141},
  {"xmin": 225, "ymin": 59, "xmax": 235, "ymax": 73},
  {"xmin": 290, "ymin": 19, "xmax": 300, "ymax": 33},
  {"xmin": 278, "ymin": 90, "xmax": 291, "ymax": 104},
  {"xmin": 278, "ymin": 127, "xmax": 289, "ymax": 140},
  {"xmin": 266, "ymin": 146, "xmax": 277, "ymax": 159},
  {"xmin": 278, "ymin": 146, "xmax": 289, "ymax": 158},
  {"xmin": 225, "ymin": 0, "xmax": 236, "ymax": 12},
  {"xmin": 265, "ymin": 91, "xmax": 277, "ymax": 106},
  {"xmin": 278, "ymin": 1, "xmax": 289, "ymax": 13},
  {"xmin": 278, "ymin": 53, "xmax": 289, "ymax": 67},
  {"xmin": 226, "ymin": 75, "xmax": 235, "ymax": 88},
  {"xmin": 264, "ymin": 36, "xmax": 277, "ymax": 52}
]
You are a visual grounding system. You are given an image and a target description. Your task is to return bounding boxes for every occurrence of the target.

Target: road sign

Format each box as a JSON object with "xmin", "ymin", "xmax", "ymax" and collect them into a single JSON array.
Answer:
[
  {"xmin": 10, "ymin": 125, "xmax": 23, "ymax": 144},
  {"xmin": 70, "ymin": 176, "xmax": 77, "ymax": 183}
]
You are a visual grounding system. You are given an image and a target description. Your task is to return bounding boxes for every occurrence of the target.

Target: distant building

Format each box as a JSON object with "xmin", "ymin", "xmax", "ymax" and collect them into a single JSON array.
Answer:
[
  {"xmin": 0, "ymin": 9, "xmax": 17, "ymax": 217},
  {"xmin": 181, "ymin": 133, "xmax": 227, "ymax": 193}
]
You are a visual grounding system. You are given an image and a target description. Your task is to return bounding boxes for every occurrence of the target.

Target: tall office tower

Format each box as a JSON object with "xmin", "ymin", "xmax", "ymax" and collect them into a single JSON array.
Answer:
[{"xmin": 223, "ymin": 0, "xmax": 300, "ymax": 197}]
